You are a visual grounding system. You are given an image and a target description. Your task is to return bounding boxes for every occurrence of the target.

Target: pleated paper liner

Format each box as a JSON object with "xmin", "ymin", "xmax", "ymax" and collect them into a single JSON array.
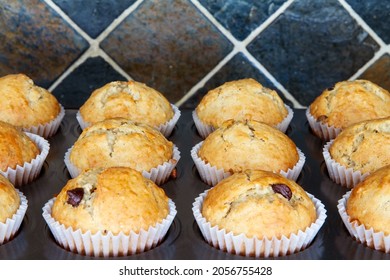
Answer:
[{"xmin": 306, "ymin": 108, "xmax": 341, "ymax": 141}]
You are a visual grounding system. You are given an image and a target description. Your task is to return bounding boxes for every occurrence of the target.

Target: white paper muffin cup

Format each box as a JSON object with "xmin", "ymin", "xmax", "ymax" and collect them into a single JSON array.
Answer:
[
  {"xmin": 23, "ymin": 104, "xmax": 65, "ymax": 139},
  {"xmin": 42, "ymin": 198, "xmax": 177, "ymax": 257},
  {"xmin": 322, "ymin": 140, "xmax": 369, "ymax": 188},
  {"xmin": 0, "ymin": 133, "xmax": 50, "ymax": 187},
  {"xmin": 191, "ymin": 141, "xmax": 305, "ymax": 186},
  {"xmin": 64, "ymin": 145, "xmax": 181, "ymax": 185},
  {"xmin": 0, "ymin": 190, "xmax": 28, "ymax": 245},
  {"xmin": 76, "ymin": 104, "xmax": 181, "ymax": 138},
  {"xmin": 193, "ymin": 104, "xmax": 294, "ymax": 139},
  {"xmin": 338, "ymin": 191, "xmax": 390, "ymax": 253},
  {"xmin": 306, "ymin": 108, "xmax": 342, "ymax": 141},
  {"xmin": 193, "ymin": 189, "xmax": 327, "ymax": 258}
]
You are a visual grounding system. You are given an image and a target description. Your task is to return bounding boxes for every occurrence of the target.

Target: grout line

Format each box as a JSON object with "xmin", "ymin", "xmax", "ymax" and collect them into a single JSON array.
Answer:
[
  {"xmin": 243, "ymin": 49, "xmax": 305, "ymax": 108},
  {"xmin": 242, "ymin": 0, "xmax": 294, "ymax": 46},
  {"xmin": 175, "ymin": 48, "xmax": 239, "ymax": 107},
  {"xmin": 349, "ymin": 47, "xmax": 388, "ymax": 80},
  {"xmin": 95, "ymin": 0, "xmax": 144, "ymax": 43},
  {"xmin": 98, "ymin": 50, "xmax": 133, "ymax": 81}
]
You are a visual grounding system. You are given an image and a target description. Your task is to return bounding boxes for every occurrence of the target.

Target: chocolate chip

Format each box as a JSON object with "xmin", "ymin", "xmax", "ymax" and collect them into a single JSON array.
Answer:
[
  {"xmin": 66, "ymin": 188, "xmax": 84, "ymax": 207},
  {"xmin": 271, "ymin": 184, "xmax": 292, "ymax": 200},
  {"xmin": 317, "ymin": 115, "xmax": 328, "ymax": 123},
  {"xmin": 327, "ymin": 86, "xmax": 334, "ymax": 91}
]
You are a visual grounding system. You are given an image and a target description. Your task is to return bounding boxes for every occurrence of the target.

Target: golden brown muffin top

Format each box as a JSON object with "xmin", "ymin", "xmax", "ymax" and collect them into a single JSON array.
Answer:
[
  {"xmin": 198, "ymin": 120, "xmax": 299, "ymax": 173},
  {"xmin": 69, "ymin": 118, "xmax": 174, "ymax": 173},
  {"xmin": 309, "ymin": 80, "xmax": 390, "ymax": 129},
  {"xmin": 0, "ymin": 174, "xmax": 20, "ymax": 223},
  {"xmin": 195, "ymin": 78, "xmax": 288, "ymax": 128},
  {"xmin": 329, "ymin": 117, "xmax": 390, "ymax": 174},
  {"xmin": 79, "ymin": 80, "xmax": 174, "ymax": 127},
  {"xmin": 52, "ymin": 167, "xmax": 170, "ymax": 235},
  {"xmin": 347, "ymin": 165, "xmax": 390, "ymax": 235},
  {"xmin": 202, "ymin": 170, "xmax": 316, "ymax": 239},
  {"xmin": 0, "ymin": 74, "xmax": 60, "ymax": 128},
  {"xmin": 0, "ymin": 121, "xmax": 40, "ymax": 171}
]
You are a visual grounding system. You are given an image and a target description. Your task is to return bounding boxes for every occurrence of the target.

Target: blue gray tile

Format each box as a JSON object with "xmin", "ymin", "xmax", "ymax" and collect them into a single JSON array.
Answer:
[
  {"xmin": 52, "ymin": 57, "xmax": 127, "ymax": 108},
  {"xmin": 0, "ymin": 0, "xmax": 88, "ymax": 88},
  {"xmin": 198, "ymin": 0, "xmax": 287, "ymax": 41},
  {"xmin": 359, "ymin": 54, "xmax": 390, "ymax": 92},
  {"xmin": 346, "ymin": 0, "xmax": 390, "ymax": 44},
  {"xmin": 247, "ymin": 0, "xmax": 380, "ymax": 106},
  {"xmin": 52, "ymin": 0, "xmax": 136, "ymax": 38},
  {"xmin": 101, "ymin": 0, "xmax": 233, "ymax": 103},
  {"xmin": 181, "ymin": 52, "xmax": 292, "ymax": 109}
]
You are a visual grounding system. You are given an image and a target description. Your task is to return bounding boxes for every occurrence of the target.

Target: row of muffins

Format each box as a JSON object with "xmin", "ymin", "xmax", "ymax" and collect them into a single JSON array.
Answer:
[{"xmin": 1, "ymin": 73, "xmax": 389, "ymax": 257}]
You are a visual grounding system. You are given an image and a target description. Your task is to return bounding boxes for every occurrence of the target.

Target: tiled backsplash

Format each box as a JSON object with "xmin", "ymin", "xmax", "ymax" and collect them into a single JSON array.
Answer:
[{"xmin": 0, "ymin": 0, "xmax": 389, "ymax": 109}]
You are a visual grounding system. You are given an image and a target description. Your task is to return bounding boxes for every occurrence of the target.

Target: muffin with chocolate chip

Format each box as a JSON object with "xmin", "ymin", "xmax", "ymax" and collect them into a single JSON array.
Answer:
[
  {"xmin": 307, "ymin": 79, "xmax": 390, "ymax": 140},
  {"xmin": 65, "ymin": 118, "xmax": 180, "ymax": 184},
  {"xmin": 51, "ymin": 167, "xmax": 170, "ymax": 235},
  {"xmin": 193, "ymin": 170, "xmax": 326, "ymax": 257},
  {"xmin": 202, "ymin": 170, "xmax": 316, "ymax": 239},
  {"xmin": 0, "ymin": 74, "xmax": 64, "ymax": 138},
  {"xmin": 194, "ymin": 78, "xmax": 292, "ymax": 137},
  {"xmin": 78, "ymin": 80, "xmax": 179, "ymax": 137},
  {"xmin": 192, "ymin": 119, "xmax": 304, "ymax": 185}
]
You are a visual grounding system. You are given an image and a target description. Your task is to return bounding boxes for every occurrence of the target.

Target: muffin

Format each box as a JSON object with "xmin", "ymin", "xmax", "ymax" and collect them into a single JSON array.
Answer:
[
  {"xmin": 338, "ymin": 165, "xmax": 390, "ymax": 253},
  {"xmin": 65, "ymin": 118, "xmax": 180, "ymax": 184},
  {"xmin": 0, "ymin": 174, "xmax": 28, "ymax": 244},
  {"xmin": 193, "ymin": 170, "xmax": 326, "ymax": 257},
  {"xmin": 0, "ymin": 74, "xmax": 64, "ymax": 138},
  {"xmin": 0, "ymin": 121, "xmax": 49, "ymax": 186},
  {"xmin": 307, "ymin": 79, "xmax": 390, "ymax": 140},
  {"xmin": 323, "ymin": 117, "xmax": 390, "ymax": 187},
  {"xmin": 78, "ymin": 80, "xmax": 180, "ymax": 137},
  {"xmin": 43, "ymin": 167, "xmax": 176, "ymax": 257},
  {"xmin": 193, "ymin": 78, "xmax": 293, "ymax": 138},
  {"xmin": 191, "ymin": 119, "xmax": 305, "ymax": 185}
]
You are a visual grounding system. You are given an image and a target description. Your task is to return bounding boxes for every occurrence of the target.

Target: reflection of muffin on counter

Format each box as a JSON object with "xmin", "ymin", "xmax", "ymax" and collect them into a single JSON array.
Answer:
[
  {"xmin": 65, "ymin": 118, "xmax": 180, "ymax": 184},
  {"xmin": 0, "ymin": 121, "xmax": 49, "ymax": 186},
  {"xmin": 193, "ymin": 78, "xmax": 293, "ymax": 138},
  {"xmin": 193, "ymin": 170, "xmax": 326, "ymax": 257},
  {"xmin": 338, "ymin": 165, "xmax": 390, "ymax": 253},
  {"xmin": 0, "ymin": 74, "xmax": 65, "ymax": 138},
  {"xmin": 42, "ymin": 167, "xmax": 176, "ymax": 257},
  {"xmin": 78, "ymin": 80, "xmax": 180, "ymax": 137},
  {"xmin": 191, "ymin": 120, "xmax": 305, "ymax": 186},
  {"xmin": 323, "ymin": 117, "xmax": 390, "ymax": 188},
  {"xmin": 307, "ymin": 79, "xmax": 390, "ymax": 140},
  {"xmin": 0, "ymin": 174, "xmax": 28, "ymax": 245}
]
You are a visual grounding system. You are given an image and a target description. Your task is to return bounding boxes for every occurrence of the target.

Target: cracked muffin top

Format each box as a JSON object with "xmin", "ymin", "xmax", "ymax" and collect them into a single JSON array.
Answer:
[
  {"xmin": 79, "ymin": 80, "xmax": 174, "ymax": 128},
  {"xmin": 202, "ymin": 170, "xmax": 316, "ymax": 239},
  {"xmin": 52, "ymin": 167, "xmax": 169, "ymax": 234},
  {"xmin": 0, "ymin": 74, "xmax": 61, "ymax": 128},
  {"xmin": 309, "ymin": 80, "xmax": 390, "ymax": 129},
  {"xmin": 347, "ymin": 165, "xmax": 390, "ymax": 235},
  {"xmin": 198, "ymin": 119, "xmax": 299, "ymax": 173},
  {"xmin": 0, "ymin": 121, "xmax": 40, "ymax": 172},
  {"xmin": 0, "ymin": 174, "xmax": 20, "ymax": 224},
  {"xmin": 69, "ymin": 118, "xmax": 174, "ymax": 173},
  {"xmin": 195, "ymin": 78, "xmax": 288, "ymax": 129},
  {"xmin": 329, "ymin": 117, "xmax": 390, "ymax": 174}
]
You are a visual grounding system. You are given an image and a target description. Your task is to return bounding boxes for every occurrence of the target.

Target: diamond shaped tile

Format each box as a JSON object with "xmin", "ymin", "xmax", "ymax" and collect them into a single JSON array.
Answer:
[
  {"xmin": 52, "ymin": 57, "xmax": 127, "ymax": 109},
  {"xmin": 198, "ymin": 0, "xmax": 287, "ymax": 41},
  {"xmin": 182, "ymin": 52, "xmax": 292, "ymax": 109},
  {"xmin": 52, "ymin": 0, "xmax": 136, "ymax": 38},
  {"xmin": 101, "ymin": 0, "xmax": 233, "ymax": 103},
  {"xmin": 247, "ymin": 0, "xmax": 380, "ymax": 106},
  {"xmin": 346, "ymin": 0, "xmax": 390, "ymax": 44},
  {"xmin": 0, "ymin": 0, "xmax": 88, "ymax": 88},
  {"xmin": 359, "ymin": 54, "xmax": 390, "ymax": 92}
]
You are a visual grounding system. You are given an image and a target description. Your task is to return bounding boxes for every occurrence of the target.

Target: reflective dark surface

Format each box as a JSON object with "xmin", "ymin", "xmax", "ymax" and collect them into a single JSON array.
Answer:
[{"xmin": 0, "ymin": 109, "xmax": 389, "ymax": 260}]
